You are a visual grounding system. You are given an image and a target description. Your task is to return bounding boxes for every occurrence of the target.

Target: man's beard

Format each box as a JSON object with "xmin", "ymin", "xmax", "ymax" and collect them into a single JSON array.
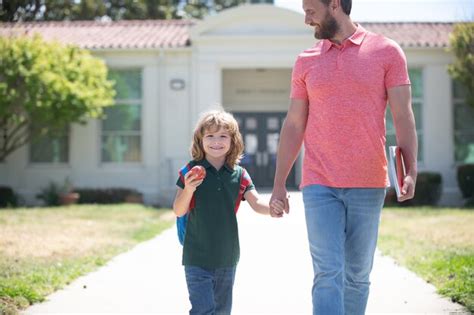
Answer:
[{"xmin": 314, "ymin": 11, "xmax": 339, "ymax": 40}]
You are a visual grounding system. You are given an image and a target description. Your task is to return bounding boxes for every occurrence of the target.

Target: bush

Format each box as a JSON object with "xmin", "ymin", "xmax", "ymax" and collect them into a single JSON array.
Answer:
[
  {"xmin": 402, "ymin": 172, "xmax": 442, "ymax": 207},
  {"xmin": 383, "ymin": 187, "xmax": 399, "ymax": 207},
  {"xmin": 457, "ymin": 164, "xmax": 474, "ymax": 199},
  {"xmin": 384, "ymin": 172, "xmax": 443, "ymax": 207},
  {"xmin": 75, "ymin": 188, "xmax": 142, "ymax": 204},
  {"xmin": 0, "ymin": 186, "xmax": 18, "ymax": 208},
  {"xmin": 36, "ymin": 182, "xmax": 61, "ymax": 206}
]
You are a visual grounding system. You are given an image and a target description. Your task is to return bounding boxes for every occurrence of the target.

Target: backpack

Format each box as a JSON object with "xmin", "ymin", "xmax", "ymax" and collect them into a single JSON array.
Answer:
[{"xmin": 176, "ymin": 162, "xmax": 251, "ymax": 245}]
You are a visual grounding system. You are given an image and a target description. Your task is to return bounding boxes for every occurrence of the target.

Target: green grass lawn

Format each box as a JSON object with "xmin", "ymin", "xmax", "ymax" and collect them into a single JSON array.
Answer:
[
  {"xmin": 378, "ymin": 207, "xmax": 474, "ymax": 312},
  {"xmin": 0, "ymin": 204, "xmax": 174, "ymax": 315}
]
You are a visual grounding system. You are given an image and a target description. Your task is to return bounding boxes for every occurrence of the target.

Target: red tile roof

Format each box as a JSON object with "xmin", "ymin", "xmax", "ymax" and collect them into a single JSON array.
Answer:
[
  {"xmin": 0, "ymin": 20, "xmax": 195, "ymax": 49},
  {"xmin": 0, "ymin": 20, "xmax": 454, "ymax": 49},
  {"xmin": 361, "ymin": 22, "xmax": 454, "ymax": 48}
]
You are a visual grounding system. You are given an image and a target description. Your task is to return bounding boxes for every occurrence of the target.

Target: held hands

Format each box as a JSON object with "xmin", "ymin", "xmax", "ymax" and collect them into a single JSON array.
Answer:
[
  {"xmin": 270, "ymin": 199, "xmax": 286, "ymax": 216},
  {"xmin": 269, "ymin": 186, "xmax": 290, "ymax": 218},
  {"xmin": 398, "ymin": 173, "xmax": 416, "ymax": 202}
]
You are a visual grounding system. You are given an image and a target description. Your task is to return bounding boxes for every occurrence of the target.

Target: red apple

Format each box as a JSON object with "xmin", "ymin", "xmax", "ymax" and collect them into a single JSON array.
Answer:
[{"xmin": 190, "ymin": 165, "xmax": 206, "ymax": 180}]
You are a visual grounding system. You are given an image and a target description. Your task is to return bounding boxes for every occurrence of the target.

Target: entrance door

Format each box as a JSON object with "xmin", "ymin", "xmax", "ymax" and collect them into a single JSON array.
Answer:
[{"xmin": 234, "ymin": 112, "xmax": 296, "ymax": 188}]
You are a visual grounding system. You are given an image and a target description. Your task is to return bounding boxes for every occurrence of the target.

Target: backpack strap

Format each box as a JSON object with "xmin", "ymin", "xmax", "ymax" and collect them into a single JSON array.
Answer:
[
  {"xmin": 178, "ymin": 161, "xmax": 197, "ymax": 210},
  {"xmin": 177, "ymin": 161, "xmax": 197, "ymax": 245},
  {"xmin": 234, "ymin": 167, "xmax": 251, "ymax": 213}
]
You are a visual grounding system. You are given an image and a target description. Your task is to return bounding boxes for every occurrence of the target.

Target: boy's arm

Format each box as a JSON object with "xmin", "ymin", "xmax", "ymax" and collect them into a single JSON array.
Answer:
[
  {"xmin": 244, "ymin": 190, "xmax": 285, "ymax": 215},
  {"xmin": 173, "ymin": 172, "xmax": 203, "ymax": 217},
  {"xmin": 172, "ymin": 187, "xmax": 194, "ymax": 217}
]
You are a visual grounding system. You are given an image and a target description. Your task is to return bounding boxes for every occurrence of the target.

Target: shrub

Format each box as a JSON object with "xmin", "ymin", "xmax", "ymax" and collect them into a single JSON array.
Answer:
[
  {"xmin": 383, "ymin": 187, "xmax": 399, "ymax": 207},
  {"xmin": 457, "ymin": 164, "xmax": 474, "ymax": 199},
  {"xmin": 0, "ymin": 186, "xmax": 18, "ymax": 208},
  {"xmin": 36, "ymin": 182, "xmax": 61, "ymax": 206},
  {"xmin": 402, "ymin": 172, "xmax": 442, "ymax": 207},
  {"xmin": 75, "ymin": 188, "xmax": 142, "ymax": 204}
]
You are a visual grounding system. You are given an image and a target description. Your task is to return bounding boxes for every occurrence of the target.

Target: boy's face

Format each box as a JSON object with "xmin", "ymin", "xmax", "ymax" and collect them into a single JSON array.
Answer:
[{"xmin": 202, "ymin": 127, "xmax": 232, "ymax": 161}]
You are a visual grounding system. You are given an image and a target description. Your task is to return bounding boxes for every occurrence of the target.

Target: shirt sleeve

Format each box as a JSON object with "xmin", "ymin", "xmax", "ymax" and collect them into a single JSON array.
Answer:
[
  {"xmin": 241, "ymin": 168, "xmax": 255, "ymax": 200},
  {"xmin": 384, "ymin": 40, "xmax": 411, "ymax": 89},
  {"xmin": 176, "ymin": 164, "xmax": 190, "ymax": 189},
  {"xmin": 290, "ymin": 55, "xmax": 309, "ymax": 100}
]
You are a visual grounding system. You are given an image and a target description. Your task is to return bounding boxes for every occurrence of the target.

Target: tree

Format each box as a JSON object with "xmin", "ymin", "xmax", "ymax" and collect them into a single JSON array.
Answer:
[
  {"xmin": 0, "ymin": 35, "xmax": 115, "ymax": 162},
  {"xmin": 448, "ymin": 23, "xmax": 474, "ymax": 108},
  {"xmin": 1, "ymin": 0, "xmax": 249, "ymax": 22}
]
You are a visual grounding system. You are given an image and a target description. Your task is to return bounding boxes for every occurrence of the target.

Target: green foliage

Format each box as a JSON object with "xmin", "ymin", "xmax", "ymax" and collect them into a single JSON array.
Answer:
[
  {"xmin": 0, "ymin": 35, "xmax": 115, "ymax": 161},
  {"xmin": 384, "ymin": 172, "xmax": 443, "ymax": 207},
  {"xmin": 0, "ymin": 0, "xmax": 249, "ymax": 21},
  {"xmin": 75, "ymin": 187, "xmax": 142, "ymax": 204},
  {"xmin": 457, "ymin": 164, "xmax": 474, "ymax": 199},
  {"xmin": 448, "ymin": 23, "xmax": 474, "ymax": 108},
  {"xmin": 0, "ymin": 187, "xmax": 18, "ymax": 208},
  {"xmin": 35, "ymin": 182, "xmax": 61, "ymax": 206}
]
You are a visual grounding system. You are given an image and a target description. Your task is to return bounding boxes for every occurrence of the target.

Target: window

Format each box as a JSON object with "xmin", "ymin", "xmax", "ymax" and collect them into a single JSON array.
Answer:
[
  {"xmin": 30, "ymin": 127, "xmax": 69, "ymax": 164},
  {"xmin": 386, "ymin": 68, "xmax": 423, "ymax": 161},
  {"xmin": 101, "ymin": 69, "xmax": 142, "ymax": 163},
  {"xmin": 453, "ymin": 81, "xmax": 474, "ymax": 163}
]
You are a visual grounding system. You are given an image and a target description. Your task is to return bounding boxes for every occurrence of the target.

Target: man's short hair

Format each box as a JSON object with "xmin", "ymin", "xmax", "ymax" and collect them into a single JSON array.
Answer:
[{"xmin": 320, "ymin": 0, "xmax": 352, "ymax": 15}]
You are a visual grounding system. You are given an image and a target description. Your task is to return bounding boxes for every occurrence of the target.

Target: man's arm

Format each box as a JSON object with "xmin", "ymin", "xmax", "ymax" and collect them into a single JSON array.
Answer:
[
  {"xmin": 270, "ymin": 98, "xmax": 309, "ymax": 216},
  {"xmin": 388, "ymin": 85, "xmax": 418, "ymax": 202}
]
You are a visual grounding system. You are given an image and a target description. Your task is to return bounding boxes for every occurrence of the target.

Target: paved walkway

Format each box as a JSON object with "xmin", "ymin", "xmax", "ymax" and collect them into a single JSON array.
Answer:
[{"xmin": 24, "ymin": 193, "xmax": 468, "ymax": 314}]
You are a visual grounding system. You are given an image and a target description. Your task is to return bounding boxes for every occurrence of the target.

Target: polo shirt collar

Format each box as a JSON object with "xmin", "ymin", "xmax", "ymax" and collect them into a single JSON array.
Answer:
[
  {"xmin": 199, "ymin": 159, "xmax": 234, "ymax": 173},
  {"xmin": 321, "ymin": 23, "xmax": 367, "ymax": 53}
]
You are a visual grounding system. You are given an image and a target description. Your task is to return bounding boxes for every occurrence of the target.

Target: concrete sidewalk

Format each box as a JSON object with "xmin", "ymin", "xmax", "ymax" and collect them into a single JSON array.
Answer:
[{"xmin": 24, "ymin": 193, "xmax": 468, "ymax": 314}]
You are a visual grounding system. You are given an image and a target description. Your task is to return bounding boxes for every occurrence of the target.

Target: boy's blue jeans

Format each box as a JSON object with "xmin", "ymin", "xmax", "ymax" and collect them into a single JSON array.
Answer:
[
  {"xmin": 184, "ymin": 265, "xmax": 236, "ymax": 315},
  {"xmin": 302, "ymin": 184, "xmax": 386, "ymax": 315}
]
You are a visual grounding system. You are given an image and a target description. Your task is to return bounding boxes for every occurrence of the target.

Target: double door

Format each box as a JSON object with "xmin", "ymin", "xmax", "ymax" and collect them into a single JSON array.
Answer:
[{"xmin": 234, "ymin": 112, "xmax": 296, "ymax": 188}]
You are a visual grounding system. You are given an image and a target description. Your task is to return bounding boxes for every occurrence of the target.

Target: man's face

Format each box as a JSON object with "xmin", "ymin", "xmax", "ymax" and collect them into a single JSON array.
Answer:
[{"xmin": 303, "ymin": 0, "xmax": 339, "ymax": 40}]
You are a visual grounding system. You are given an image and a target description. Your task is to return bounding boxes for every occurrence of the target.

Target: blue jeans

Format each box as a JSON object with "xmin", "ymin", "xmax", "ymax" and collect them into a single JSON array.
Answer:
[
  {"xmin": 302, "ymin": 184, "xmax": 386, "ymax": 315},
  {"xmin": 184, "ymin": 265, "xmax": 236, "ymax": 315}
]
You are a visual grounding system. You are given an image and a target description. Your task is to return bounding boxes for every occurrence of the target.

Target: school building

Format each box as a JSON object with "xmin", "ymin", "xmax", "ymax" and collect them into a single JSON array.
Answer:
[{"xmin": 0, "ymin": 4, "xmax": 472, "ymax": 206}]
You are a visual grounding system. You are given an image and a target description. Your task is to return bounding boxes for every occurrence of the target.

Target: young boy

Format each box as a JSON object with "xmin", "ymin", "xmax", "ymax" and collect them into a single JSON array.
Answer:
[{"xmin": 173, "ymin": 109, "xmax": 284, "ymax": 314}]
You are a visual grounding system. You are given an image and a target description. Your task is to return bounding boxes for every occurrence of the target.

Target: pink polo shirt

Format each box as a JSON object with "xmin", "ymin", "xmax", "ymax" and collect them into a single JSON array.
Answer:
[{"xmin": 291, "ymin": 24, "xmax": 410, "ymax": 188}]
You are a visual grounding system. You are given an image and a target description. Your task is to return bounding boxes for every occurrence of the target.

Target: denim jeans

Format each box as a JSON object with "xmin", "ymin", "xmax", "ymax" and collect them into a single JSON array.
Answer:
[
  {"xmin": 302, "ymin": 184, "xmax": 386, "ymax": 315},
  {"xmin": 184, "ymin": 265, "xmax": 236, "ymax": 315}
]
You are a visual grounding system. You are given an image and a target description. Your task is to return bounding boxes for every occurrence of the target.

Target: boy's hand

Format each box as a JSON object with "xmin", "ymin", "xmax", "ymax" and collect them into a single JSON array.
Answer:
[
  {"xmin": 270, "ymin": 186, "xmax": 290, "ymax": 217},
  {"xmin": 270, "ymin": 199, "xmax": 286, "ymax": 216},
  {"xmin": 184, "ymin": 171, "xmax": 204, "ymax": 192}
]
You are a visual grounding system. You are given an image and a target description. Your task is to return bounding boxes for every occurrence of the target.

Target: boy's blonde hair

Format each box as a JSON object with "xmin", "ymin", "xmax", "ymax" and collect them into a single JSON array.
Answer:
[{"xmin": 191, "ymin": 110, "xmax": 244, "ymax": 168}]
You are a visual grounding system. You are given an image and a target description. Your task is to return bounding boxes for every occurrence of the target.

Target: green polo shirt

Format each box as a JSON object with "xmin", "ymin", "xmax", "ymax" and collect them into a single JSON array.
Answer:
[{"xmin": 176, "ymin": 159, "xmax": 255, "ymax": 268}]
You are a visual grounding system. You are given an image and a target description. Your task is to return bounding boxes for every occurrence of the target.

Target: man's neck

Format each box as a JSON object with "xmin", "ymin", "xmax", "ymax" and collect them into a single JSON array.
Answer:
[{"xmin": 330, "ymin": 17, "xmax": 357, "ymax": 45}]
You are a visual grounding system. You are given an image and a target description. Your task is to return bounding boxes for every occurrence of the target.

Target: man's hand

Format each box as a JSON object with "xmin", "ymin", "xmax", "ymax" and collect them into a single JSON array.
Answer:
[
  {"xmin": 398, "ymin": 174, "xmax": 416, "ymax": 202},
  {"xmin": 270, "ymin": 186, "xmax": 290, "ymax": 218}
]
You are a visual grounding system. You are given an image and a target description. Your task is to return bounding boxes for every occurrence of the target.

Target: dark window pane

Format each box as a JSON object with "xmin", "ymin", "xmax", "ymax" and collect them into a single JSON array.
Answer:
[
  {"xmin": 108, "ymin": 69, "xmax": 142, "ymax": 100},
  {"xmin": 101, "ymin": 135, "xmax": 141, "ymax": 162},
  {"xmin": 30, "ymin": 133, "xmax": 69, "ymax": 163},
  {"xmin": 453, "ymin": 80, "xmax": 468, "ymax": 99},
  {"xmin": 102, "ymin": 105, "xmax": 141, "ymax": 132},
  {"xmin": 454, "ymin": 103, "xmax": 474, "ymax": 133},
  {"xmin": 409, "ymin": 69, "xmax": 423, "ymax": 99}
]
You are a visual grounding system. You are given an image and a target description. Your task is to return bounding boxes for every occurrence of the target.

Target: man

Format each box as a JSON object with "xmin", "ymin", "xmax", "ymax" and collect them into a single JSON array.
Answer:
[{"xmin": 270, "ymin": 0, "xmax": 418, "ymax": 314}]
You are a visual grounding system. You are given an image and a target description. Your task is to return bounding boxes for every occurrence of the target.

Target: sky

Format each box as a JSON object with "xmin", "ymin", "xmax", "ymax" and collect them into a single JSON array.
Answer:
[{"xmin": 274, "ymin": 0, "xmax": 474, "ymax": 22}]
